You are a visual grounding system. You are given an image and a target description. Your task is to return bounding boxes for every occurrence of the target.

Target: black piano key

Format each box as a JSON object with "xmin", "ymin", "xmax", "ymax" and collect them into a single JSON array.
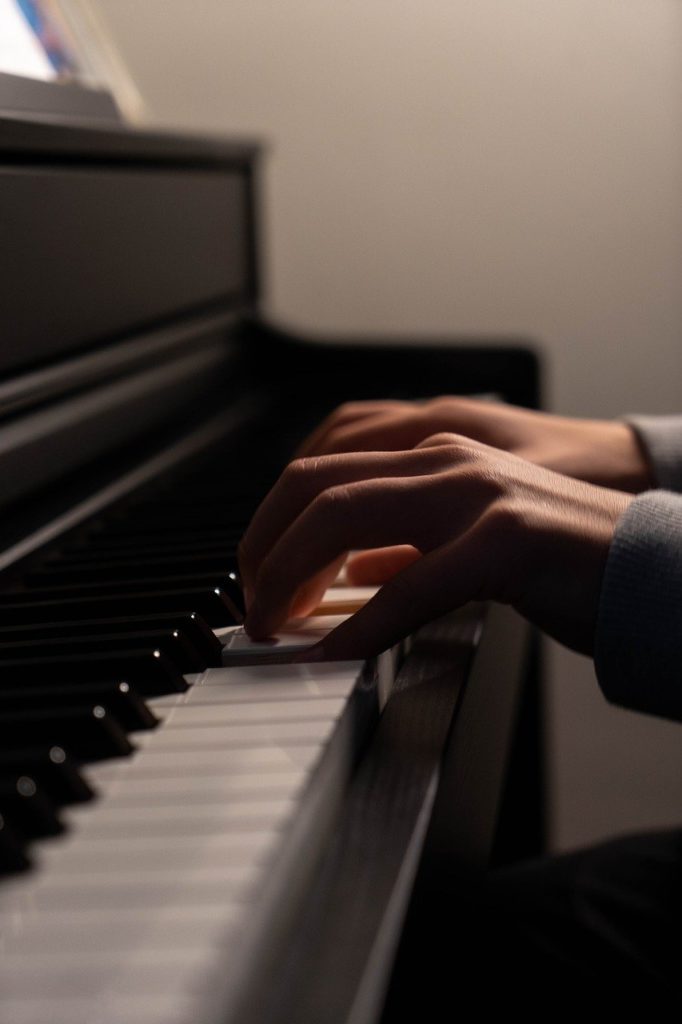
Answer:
[
  {"xmin": 0, "ymin": 613, "xmax": 222, "ymax": 665},
  {"xmin": 0, "ymin": 588, "xmax": 239, "ymax": 628},
  {"xmin": 1, "ymin": 573, "xmax": 244, "ymax": 619},
  {"xmin": 0, "ymin": 650, "xmax": 188, "ymax": 696},
  {"xmin": 11, "ymin": 572, "xmax": 237, "ymax": 596},
  {"xmin": 77, "ymin": 527, "xmax": 244, "ymax": 545},
  {"xmin": 99, "ymin": 515, "xmax": 248, "ymax": 533},
  {"xmin": 0, "ymin": 747, "xmax": 94, "ymax": 804},
  {"xmin": 117, "ymin": 487, "xmax": 253, "ymax": 502},
  {"xmin": 28, "ymin": 554, "xmax": 238, "ymax": 586},
  {"xmin": 52, "ymin": 541, "xmax": 242, "ymax": 563},
  {"xmin": 86, "ymin": 525, "xmax": 244, "ymax": 542},
  {"xmin": 108, "ymin": 497, "xmax": 261, "ymax": 517},
  {"xmin": 0, "ymin": 777, "xmax": 64, "ymax": 839},
  {"xmin": 0, "ymin": 630, "xmax": 207, "ymax": 674},
  {"xmin": 0, "ymin": 813, "xmax": 31, "ymax": 874},
  {"xmin": 0, "ymin": 682, "xmax": 158, "ymax": 732},
  {"xmin": 0, "ymin": 707, "xmax": 134, "ymax": 762}
]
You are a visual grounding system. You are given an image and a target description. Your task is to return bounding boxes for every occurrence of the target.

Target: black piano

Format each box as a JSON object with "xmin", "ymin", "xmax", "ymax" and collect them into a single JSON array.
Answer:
[{"xmin": 0, "ymin": 96, "xmax": 543, "ymax": 1023}]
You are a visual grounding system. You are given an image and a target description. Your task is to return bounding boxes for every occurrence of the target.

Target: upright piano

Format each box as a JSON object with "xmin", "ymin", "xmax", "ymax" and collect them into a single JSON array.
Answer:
[{"xmin": 0, "ymin": 108, "xmax": 542, "ymax": 1023}]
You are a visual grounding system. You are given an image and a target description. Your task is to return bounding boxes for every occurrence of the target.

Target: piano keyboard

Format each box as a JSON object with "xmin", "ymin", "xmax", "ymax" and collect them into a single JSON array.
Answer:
[
  {"xmin": 0, "ymin": 660, "xmax": 378, "ymax": 1024},
  {"xmin": 0, "ymin": 435, "xmax": 392, "ymax": 1023}
]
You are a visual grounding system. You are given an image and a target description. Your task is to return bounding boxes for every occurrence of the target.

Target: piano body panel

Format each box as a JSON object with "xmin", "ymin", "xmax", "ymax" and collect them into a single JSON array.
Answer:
[
  {"xmin": 238, "ymin": 318, "xmax": 542, "ymax": 417},
  {"xmin": 0, "ymin": 114, "xmax": 261, "ymax": 379},
  {"xmin": 0, "ymin": 110, "xmax": 544, "ymax": 1023}
]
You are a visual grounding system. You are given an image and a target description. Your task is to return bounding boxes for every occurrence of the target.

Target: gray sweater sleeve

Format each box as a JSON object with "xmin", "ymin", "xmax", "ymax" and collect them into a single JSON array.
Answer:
[
  {"xmin": 595, "ymin": 490, "xmax": 682, "ymax": 721},
  {"xmin": 625, "ymin": 414, "xmax": 682, "ymax": 491},
  {"xmin": 595, "ymin": 416, "xmax": 682, "ymax": 720}
]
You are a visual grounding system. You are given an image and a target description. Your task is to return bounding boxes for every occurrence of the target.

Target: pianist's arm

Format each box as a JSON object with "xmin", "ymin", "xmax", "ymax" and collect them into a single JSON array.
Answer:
[{"xmin": 240, "ymin": 403, "xmax": 682, "ymax": 723}]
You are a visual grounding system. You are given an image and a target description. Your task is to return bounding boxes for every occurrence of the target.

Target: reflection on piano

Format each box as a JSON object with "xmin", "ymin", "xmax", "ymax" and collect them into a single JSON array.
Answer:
[{"xmin": 0, "ymin": 111, "xmax": 542, "ymax": 1023}]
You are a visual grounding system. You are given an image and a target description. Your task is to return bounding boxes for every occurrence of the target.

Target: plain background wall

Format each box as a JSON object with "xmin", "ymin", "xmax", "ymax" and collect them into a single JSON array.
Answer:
[{"xmin": 93, "ymin": 0, "xmax": 682, "ymax": 852}]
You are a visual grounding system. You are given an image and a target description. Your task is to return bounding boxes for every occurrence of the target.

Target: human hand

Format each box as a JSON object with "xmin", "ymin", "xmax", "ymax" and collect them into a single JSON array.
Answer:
[
  {"xmin": 297, "ymin": 398, "xmax": 653, "ymax": 493},
  {"xmin": 239, "ymin": 434, "xmax": 633, "ymax": 659}
]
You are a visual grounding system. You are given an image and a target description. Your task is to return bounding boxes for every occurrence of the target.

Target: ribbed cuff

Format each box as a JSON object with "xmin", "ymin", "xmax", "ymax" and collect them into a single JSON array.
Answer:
[
  {"xmin": 624, "ymin": 415, "xmax": 682, "ymax": 492},
  {"xmin": 595, "ymin": 491, "xmax": 682, "ymax": 722}
]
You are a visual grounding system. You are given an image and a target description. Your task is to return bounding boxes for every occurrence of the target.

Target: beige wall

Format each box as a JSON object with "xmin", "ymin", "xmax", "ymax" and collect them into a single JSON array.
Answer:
[{"xmin": 94, "ymin": 0, "xmax": 682, "ymax": 851}]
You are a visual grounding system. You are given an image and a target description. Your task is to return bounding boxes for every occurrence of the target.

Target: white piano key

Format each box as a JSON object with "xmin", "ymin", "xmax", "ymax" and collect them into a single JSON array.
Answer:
[
  {"xmin": 4, "ymin": 901, "xmax": 244, "ymax": 955},
  {"xmin": 0, "ymin": 834, "xmax": 277, "ymax": 921},
  {"xmin": 156, "ymin": 679, "xmax": 349, "ymax": 705},
  {"xmin": 0, "ymin": 993, "xmax": 198, "ymax": 1024},
  {"xmin": 214, "ymin": 615, "xmax": 348, "ymax": 643},
  {"xmin": 99, "ymin": 769, "xmax": 306, "ymax": 802},
  {"xmin": 159, "ymin": 696, "xmax": 345, "ymax": 728},
  {"xmin": 132, "ymin": 719, "xmax": 339, "ymax": 750},
  {"xmin": 84, "ymin": 742, "xmax": 323, "ymax": 783},
  {"xmin": 309, "ymin": 585, "xmax": 378, "ymax": 615},
  {"xmin": 153, "ymin": 660, "xmax": 363, "ymax": 705},
  {"xmin": 0, "ymin": 865, "xmax": 260, "ymax": 912},
  {"xmin": 64, "ymin": 797, "xmax": 295, "ymax": 837},
  {"xmin": 192, "ymin": 659, "xmax": 363, "ymax": 687},
  {"xmin": 217, "ymin": 615, "xmax": 350, "ymax": 665},
  {"xmin": 92, "ymin": 778, "xmax": 305, "ymax": 809},
  {"xmin": 218, "ymin": 628, "xmax": 325, "ymax": 664},
  {"xmin": 0, "ymin": 832, "xmax": 277, "ymax": 916},
  {"xmin": 0, "ymin": 942, "xmax": 219, "ymax": 999},
  {"xmin": 22, "ymin": 829, "xmax": 279, "ymax": 875}
]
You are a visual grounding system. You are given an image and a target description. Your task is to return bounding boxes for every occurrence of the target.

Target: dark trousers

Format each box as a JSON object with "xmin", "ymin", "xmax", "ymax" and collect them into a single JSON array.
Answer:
[{"xmin": 384, "ymin": 828, "xmax": 682, "ymax": 1016}]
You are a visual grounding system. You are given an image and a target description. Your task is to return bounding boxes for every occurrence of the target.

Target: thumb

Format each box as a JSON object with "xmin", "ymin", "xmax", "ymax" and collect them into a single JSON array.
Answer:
[
  {"xmin": 346, "ymin": 545, "xmax": 421, "ymax": 585},
  {"xmin": 318, "ymin": 527, "xmax": 491, "ymax": 660}
]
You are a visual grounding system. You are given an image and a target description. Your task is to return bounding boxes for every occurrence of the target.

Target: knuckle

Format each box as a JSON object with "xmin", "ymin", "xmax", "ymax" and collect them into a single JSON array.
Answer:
[
  {"xmin": 282, "ymin": 456, "xmax": 325, "ymax": 496},
  {"xmin": 284, "ymin": 456, "xmax": 313, "ymax": 482},
  {"xmin": 486, "ymin": 498, "xmax": 531, "ymax": 538},
  {"xmin": 311, "ymin": 483, "xmax": 357, "ymax": 547},
  {"xmin": 314, "ymin": 483, "xmax": 352, "ymax": 517},
  {"xmin": 419, "ymin": 430, "xmax": 462, "ymax": 449},
  {"xmin": 464, "ymin": 458, "xmax": 507, "ymax": 499},
  {"xmin": 428, "ymin": 396, "xmax": 457, "ymax": 415},
  {"xmin": 336, "ymin": 401, "xmax": 365, "ymax": 421}
]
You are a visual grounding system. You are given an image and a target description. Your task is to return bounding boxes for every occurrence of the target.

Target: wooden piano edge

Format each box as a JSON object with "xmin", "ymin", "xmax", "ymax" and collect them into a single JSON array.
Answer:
[{"xmin": 224, "ymin": 602, "xmax": 532, "ymax": 1024}]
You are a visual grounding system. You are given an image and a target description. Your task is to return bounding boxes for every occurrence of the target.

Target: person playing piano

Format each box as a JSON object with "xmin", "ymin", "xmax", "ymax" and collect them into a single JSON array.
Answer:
[{"xmin": 239, "ymin": 398, "xmax": 682, "ymax": 1002}]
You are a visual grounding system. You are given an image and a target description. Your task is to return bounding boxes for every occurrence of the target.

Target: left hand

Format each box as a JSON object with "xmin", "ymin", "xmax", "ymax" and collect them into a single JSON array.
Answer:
[{"xmin": 238, "ymin": 434, "xmax": 633, "ymax": 660}]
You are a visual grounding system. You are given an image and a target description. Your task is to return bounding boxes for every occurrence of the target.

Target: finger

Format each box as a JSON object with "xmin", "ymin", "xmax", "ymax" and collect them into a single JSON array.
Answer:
[
  {"xmin": 244, "ymin": 473, "xmax": 451, "ymax": 638},
  {"xmin": 314, "ymin": 525, "xmax": 496, "ymax": 660},
  {"xmin": 296, "ymin": 401, "xmax": 409, "ymax": 457},
  {"xmin": 309, "ymin": 408, "xmax": 500, "ymax": 458},
  {"xmin": 318, "ymin": 410, "xmax": 427, "ymax": 455},
  {"xmin": 345, "ymin": 545, "xmax": 421, "ymax": 584},
  {"xmin": 287, "ymin": 554, "xmax": 347, "ymax": 617},
  {"xmin": 244, "ymin": 444, "xmax": 499, "ymax": 636},
  {"xmin": 239, "ymin": 446, "xmax": 454, "ymax": 593}
]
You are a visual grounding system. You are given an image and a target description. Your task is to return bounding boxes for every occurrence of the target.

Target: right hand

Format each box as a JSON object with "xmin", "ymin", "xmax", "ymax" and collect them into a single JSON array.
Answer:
[
  {"xmin": 239, "ymin": 432, "xmax": 634, "ymax": 658},
  {"xmin": 297, "ymin": 397, "xmax": 654, "ymax": 493}
]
